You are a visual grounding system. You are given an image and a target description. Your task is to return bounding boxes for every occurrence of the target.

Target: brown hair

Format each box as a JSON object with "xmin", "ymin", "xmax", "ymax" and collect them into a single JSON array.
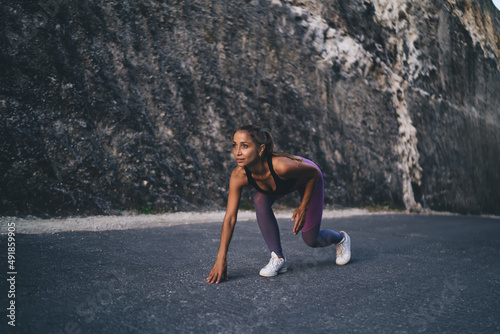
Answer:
[{"xmin": 233, "ymin": 125, "xmax": 303, "ymax": 161}]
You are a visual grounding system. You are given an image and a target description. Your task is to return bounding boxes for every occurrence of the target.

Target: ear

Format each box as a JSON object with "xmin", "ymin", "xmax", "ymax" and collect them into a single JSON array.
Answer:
[{"xmin": 259, "ymin": 144, "xmax": 265, "ymax": 157}]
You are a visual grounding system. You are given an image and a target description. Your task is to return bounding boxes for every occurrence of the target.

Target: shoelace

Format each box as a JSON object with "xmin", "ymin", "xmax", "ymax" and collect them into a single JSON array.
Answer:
[
  {"xmin": 269, "ymin": 257, "xmax": 282, "ymax": 269},
  {"xmin": 337, "ymin": 239, "xmax": 347, "ymax": 256}
]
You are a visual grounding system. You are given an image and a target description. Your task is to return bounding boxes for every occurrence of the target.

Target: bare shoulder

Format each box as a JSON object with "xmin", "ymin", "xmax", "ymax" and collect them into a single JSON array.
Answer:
[
  {"xmin": 272, "ymin": 156, "xmax": 301, "ymax": 176},
  {"xmin": 273, "ymin": 156, "xmax": 317, "ymax": 179},
  {"xmin": 230, "ymin": 166, "xmax": 249, "ymax": 187}
]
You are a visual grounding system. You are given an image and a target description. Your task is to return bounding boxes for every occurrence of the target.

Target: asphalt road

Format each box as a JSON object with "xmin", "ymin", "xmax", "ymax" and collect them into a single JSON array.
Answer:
[{"xmin": 1, "ymin": 213, "xmax": 500, "ymax": 333}]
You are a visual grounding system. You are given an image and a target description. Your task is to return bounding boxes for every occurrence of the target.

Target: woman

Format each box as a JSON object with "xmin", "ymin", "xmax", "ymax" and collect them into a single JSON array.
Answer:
[{"xmin": 206, "ymin": 125, "xmax": 351, "ymax": 284}]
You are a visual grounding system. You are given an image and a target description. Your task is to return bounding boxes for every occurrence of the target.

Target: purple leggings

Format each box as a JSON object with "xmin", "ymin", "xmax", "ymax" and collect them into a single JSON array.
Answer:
[{"xmin": 253, "ymin": 158, "xmax": 343, "ymax": 256}]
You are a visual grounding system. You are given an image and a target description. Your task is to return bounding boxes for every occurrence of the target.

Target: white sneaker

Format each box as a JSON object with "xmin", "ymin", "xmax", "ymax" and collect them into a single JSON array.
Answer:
[
  {"xmin": 259, "ymin": 252, "xmax": 287, "ymax": 277},
  {"xmin": 336, "ymin": 231, "xmax": 351, "ymax": 265}
]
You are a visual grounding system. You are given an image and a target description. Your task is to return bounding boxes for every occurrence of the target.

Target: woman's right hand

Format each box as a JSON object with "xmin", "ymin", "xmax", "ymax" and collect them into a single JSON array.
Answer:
[
  {"xmin": 206, "ymin": 167, "xmax": 246, "ymax": 285},
  {"xmin": 206, "ymin": 259, "xmax": 228, "ymax": 284}
]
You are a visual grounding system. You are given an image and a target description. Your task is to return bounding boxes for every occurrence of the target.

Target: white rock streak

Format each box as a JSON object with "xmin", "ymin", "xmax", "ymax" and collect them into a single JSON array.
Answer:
[{"xmin": 370, "ymin": 0, "xmax": 423, "ymax": 211}]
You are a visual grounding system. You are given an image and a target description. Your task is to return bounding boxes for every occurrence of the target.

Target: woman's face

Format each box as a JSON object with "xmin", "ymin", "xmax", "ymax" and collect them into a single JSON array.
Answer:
[{"xmin": 232, "ymin": 131, "xmax": 262, "ymax": 167}]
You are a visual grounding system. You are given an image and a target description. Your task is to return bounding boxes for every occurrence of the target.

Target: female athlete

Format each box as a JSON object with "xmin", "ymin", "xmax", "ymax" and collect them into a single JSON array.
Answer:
[{"xmin": 207, "ymin": 125, "xmax": 351, "ymax": 284}]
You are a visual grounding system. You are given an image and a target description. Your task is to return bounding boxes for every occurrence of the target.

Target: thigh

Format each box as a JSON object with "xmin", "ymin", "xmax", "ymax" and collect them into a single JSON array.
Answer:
[
  {"xmin": 253, "ymin": 191, "xmax": 276, "ymax": 209},
  {"xmin": 300, "ymin": 159, "xmax": 324, "ymax": 232}
]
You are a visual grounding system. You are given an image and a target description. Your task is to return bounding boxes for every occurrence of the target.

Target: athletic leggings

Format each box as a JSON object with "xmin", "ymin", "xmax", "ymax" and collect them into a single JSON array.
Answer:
[{"xmin": 254, "ymin": 158, "xmax": 343, "ymax": 256}]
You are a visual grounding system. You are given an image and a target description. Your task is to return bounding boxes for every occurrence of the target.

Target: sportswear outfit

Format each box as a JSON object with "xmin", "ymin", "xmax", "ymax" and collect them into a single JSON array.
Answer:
[{"xmin": 244, "ymin": 156, "xmax": 351, "ymax": 276}]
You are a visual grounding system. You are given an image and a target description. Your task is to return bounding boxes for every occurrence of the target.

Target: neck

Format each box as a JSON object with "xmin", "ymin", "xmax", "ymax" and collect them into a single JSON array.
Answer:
[{"xmin": 246, "ymin": 156, "xmax": 268, "ymax": 175}]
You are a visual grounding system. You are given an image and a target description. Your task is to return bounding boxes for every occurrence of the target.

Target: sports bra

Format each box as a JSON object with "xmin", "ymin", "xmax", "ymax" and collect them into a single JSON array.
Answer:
[{"xmin": 244, "ymin": 156, "xmax": 297, "ymax": 195}]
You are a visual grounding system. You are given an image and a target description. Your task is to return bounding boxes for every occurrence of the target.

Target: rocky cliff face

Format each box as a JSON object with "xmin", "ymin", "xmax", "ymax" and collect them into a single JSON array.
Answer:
[{"xmin": 1, "ymin": 0, "xmax": 499, "ymax": 217}]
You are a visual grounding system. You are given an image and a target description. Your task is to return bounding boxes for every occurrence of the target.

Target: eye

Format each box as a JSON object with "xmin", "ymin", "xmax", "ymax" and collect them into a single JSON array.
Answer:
[{"xmin": 243, "ymin": 144, "xmax": 248, "ymax": 148}]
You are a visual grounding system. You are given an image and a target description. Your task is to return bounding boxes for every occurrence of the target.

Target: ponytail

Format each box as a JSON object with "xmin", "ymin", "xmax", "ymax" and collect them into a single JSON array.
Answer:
[{"xmin": 234, "ymin": 125, "xmax": 303, "ymax": 162}]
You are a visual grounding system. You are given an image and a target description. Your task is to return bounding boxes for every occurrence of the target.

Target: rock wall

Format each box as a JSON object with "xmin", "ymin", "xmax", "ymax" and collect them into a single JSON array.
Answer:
[{"xmin": 1, "ymin": 0, "xmax": 499, "ymax": 217}]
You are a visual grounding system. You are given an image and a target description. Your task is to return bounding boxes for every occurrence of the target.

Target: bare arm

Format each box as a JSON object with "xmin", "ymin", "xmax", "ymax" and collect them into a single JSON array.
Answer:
[
  {"xmin": 273, "ymin": 157, "xmax": 319, "ymax": 234},
  {"xmin": 206, "ymin": 167, "xmax": 247, "ymax": 284}
]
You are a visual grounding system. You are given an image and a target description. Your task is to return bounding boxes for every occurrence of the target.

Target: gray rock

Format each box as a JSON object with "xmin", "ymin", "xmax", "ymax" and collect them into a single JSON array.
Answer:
[{"xmin": 1, "ymin": 0, "xmax": 499, "ymax": 217}]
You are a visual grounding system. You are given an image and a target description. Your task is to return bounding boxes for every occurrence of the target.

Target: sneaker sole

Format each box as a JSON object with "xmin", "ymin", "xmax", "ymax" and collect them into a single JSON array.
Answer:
[
  {"xmin": 336, "ymin": 257, "xmax": 351, "ymax": 265},
  {"xmin": 259, "ymin": 267, "xmax": 288, "ymax": 277}
]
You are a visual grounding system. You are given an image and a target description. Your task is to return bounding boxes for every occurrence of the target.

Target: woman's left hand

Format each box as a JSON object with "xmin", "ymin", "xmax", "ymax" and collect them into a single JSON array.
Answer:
[{"xmin": 291, "ymin": 206, "xmax": 307, "ymax": 235}]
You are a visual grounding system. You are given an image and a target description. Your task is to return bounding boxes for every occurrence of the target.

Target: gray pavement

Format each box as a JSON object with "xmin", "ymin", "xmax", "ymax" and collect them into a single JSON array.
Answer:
[{"xmin": 1, "ymin": 214, "xmax": 500, "ymax": 333}]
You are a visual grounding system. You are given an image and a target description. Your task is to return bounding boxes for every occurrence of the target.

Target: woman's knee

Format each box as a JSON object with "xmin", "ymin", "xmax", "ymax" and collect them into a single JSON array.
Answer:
[
  {"xmin": 302, "ymin": 232, "xmax": 321, "ymax": 248},
  {"xmin": 305, "ymin": 240, "xmax": 322, "ymax": 248}
]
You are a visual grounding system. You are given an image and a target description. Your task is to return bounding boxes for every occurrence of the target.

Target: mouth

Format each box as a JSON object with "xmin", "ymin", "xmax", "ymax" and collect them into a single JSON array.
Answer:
[{"xmin": 236, "ymin": 159, "xmax": 245, "ymax": 163}]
